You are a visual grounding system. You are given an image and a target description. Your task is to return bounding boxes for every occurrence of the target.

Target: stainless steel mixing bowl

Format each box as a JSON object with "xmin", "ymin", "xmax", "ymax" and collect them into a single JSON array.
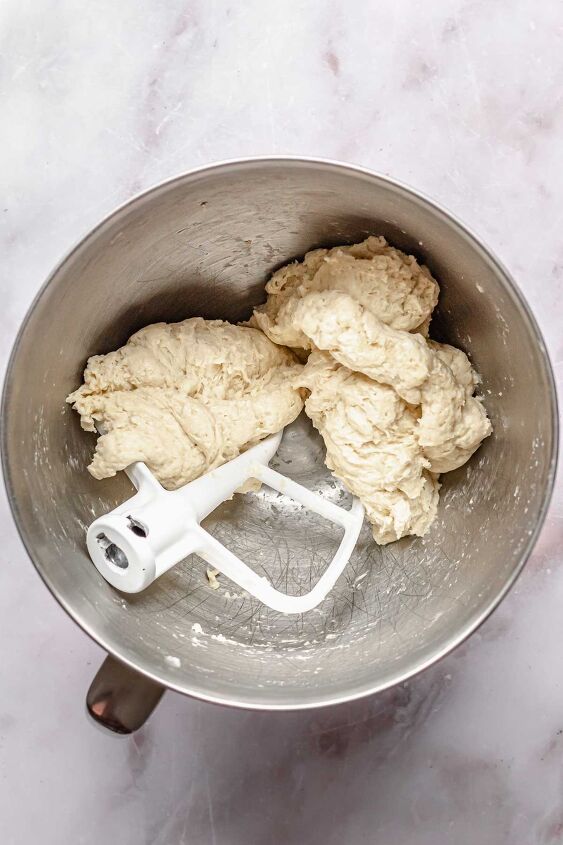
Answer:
[{"xmin": 2, "ymin": 158, "xmax": 558, "ymax": 732}]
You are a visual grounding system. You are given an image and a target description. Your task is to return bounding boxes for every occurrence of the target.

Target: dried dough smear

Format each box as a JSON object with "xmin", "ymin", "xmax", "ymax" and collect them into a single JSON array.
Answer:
[
  {"xmin": 67, "ymin": 318, "xmax": 304, "ymax": 489},
  {"xmin": 250, "ymin": 236, "xmax": 439, "ymax": 350}
]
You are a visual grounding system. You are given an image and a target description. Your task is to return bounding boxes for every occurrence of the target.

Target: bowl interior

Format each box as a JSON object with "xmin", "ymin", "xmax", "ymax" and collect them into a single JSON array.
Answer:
[{"xmin": 3, "ymin": 160, "xmax": 557, "ymax": 707}]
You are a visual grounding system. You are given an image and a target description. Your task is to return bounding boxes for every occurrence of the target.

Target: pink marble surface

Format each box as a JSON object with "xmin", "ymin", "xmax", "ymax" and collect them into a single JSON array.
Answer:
[{"xmin": 1, "ymin": 1, "xmax": 562, "ymax": 842}]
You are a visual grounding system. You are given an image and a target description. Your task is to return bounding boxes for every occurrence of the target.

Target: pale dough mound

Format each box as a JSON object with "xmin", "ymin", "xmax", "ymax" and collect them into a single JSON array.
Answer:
[
  {"xmin": 296, "ymin": 351, "xmax": 440, "ymax": 545},
  {"xmin": 291, "ymin": 291, "xmax": 492, "ymax": 476},
  {"xmin": 67, "ymin": 318, "xmax": 304, "ymax": 489},
  {"xmin": 258, "ymin": 246, "xmax": 492, "ymax": 545},
  {"xmin": 68, "ymin": 237, "xmax": 491, "ymax": 547},
  {"xmin": 250, "ymin": 236, "xmax": 439, "ymax": 351}
]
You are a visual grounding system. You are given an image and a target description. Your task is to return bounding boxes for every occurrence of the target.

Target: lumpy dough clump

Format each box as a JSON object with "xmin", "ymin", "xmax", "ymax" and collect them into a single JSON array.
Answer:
[
  {"xmin": 295, "ymin": 351, "xmax": 441, "ymax": 545},
  {"xmin": 250, "ymin": 235, "xmax": 439, "ymax": 350},
  {"xmin": 253, "ymin": 238, "xmax": 492, "ymax": 544},
  {"xmin": 68, "ymin": 237, "xmax": 492, "ymax": 547},
  {"xmin": 67, "ymin": 318, "xmax": 304, "ymax": 489}
]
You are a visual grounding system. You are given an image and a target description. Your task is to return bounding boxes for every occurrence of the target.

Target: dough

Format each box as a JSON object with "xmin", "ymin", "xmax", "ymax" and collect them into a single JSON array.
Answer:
[
  {"xmin": 290, "ymin": 290, "xmax": 492, "ymax": 475},
  {"xmin": 295, "ymin": 351, "xmax": 440, "ymax": 545},
  {"xmin": 290, "ymin": 289, "xmax": 433, "ymax": 404},
  {"xmin": 68, "ymin": 237, "xmax": 492, "ymax": 547},
  {"xmin": 258, "ymin": 246, "xmax": 492, "ymax": 544},
  {"xmin": 67, "ymin": 318, "xmax": 304, "ymax": 489},
  {"xmin": 417, "ymin": 346, "xmax": 491, "ymax": 474},
  {"xmin": 250, "ymin": 236, "xmax": 439, "ymax": 351}
]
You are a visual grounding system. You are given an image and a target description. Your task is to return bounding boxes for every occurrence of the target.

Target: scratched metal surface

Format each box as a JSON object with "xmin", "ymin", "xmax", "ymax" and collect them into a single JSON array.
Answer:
[
  {"xmin": 132, "ymin": 410, "xmax": 455, "ymax": 648},
  {"xmin": 3, "ymin": 160, "xmax": 556, "ymax": 710}
]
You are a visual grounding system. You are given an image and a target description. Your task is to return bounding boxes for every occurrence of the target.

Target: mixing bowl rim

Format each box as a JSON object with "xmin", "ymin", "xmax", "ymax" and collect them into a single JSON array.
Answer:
[{"xmin": 2, "ymin": 155, "xmax": 559, "ymax": 710}]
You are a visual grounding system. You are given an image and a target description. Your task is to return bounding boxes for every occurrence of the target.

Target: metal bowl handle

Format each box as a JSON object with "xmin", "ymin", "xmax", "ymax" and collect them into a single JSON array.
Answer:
[{"xmin": 86, "ymin": 655, "xmax": 164, "ymax": 734}]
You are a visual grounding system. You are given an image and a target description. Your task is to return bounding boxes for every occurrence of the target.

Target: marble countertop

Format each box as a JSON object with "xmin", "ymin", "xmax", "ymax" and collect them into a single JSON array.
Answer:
[{"xmin": 1, "ymin": 1, "xmax": 563, "ymax": 842}]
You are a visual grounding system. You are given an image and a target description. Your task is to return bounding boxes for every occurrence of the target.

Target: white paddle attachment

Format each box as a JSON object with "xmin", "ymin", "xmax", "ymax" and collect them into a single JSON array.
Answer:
[{"xmin": 87, "ymin": 431, "xmax": 364, "ymax": 614}]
